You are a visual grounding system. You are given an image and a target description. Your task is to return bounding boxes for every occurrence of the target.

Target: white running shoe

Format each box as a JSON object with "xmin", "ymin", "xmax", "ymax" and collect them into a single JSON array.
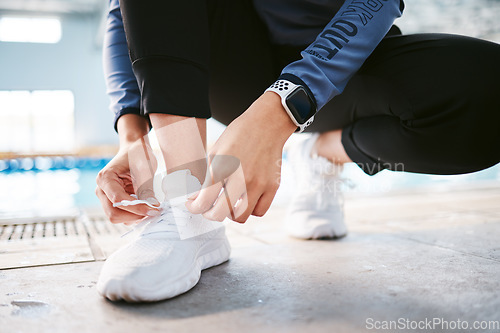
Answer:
[
  {"xmin": 97, "ymin": 170, "xmax": 230, "ymax": 302},
  {"xmin": 284, "ymin": 134, "xmax": 347, "ymax": 239}
]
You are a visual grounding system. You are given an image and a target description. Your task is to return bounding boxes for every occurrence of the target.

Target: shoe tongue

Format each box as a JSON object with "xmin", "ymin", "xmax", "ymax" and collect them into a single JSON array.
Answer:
[{"xmin": 161, "ymin": 169, "xmax": 201, "ymax": 206}]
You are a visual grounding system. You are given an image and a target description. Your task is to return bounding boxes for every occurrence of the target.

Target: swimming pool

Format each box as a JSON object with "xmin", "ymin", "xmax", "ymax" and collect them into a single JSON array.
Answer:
[
  {"xmin": 0, "ymin": 157, "xmax": 110, "ymax": 219},
  {"xmin": 1, "ymin": 155, "xmax": 499, "ymax": 219}
]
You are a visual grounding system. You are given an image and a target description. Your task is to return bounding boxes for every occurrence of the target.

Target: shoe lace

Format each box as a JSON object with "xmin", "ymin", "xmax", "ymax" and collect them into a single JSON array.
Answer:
[{"xmin": 121, "ymin": 202, "xmax": 192, "ymax": 238}]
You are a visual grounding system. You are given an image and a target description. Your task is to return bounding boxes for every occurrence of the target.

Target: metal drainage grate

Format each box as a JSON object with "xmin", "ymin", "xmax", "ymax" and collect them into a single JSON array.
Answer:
[
  {"xmin": 0, "ymin": 218, "xmax": 82, "ymax": 241},
  {"xmin": 0, "ymin": 215, "xmax": 129, "ymax": 269}
]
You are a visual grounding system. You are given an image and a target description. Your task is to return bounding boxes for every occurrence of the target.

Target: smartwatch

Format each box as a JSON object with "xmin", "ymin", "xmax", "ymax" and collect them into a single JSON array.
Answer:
[{"xmin": 265, "ymin": 79, "xmax": 316, "ymax": 133}]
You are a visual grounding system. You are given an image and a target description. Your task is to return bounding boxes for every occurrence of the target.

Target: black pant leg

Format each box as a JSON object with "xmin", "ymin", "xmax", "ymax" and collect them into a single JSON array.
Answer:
[
  {"xmin": 315, "ymin": 34, "xmax": 500, "ymax": 175},
  {"xmin": 119, "ymin": 0, "xmax": 211, "ymax": 118}
]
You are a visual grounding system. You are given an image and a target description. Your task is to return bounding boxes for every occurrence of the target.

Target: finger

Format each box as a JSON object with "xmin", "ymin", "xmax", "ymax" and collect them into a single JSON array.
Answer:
[
  {"xmin": 97, "ymin": 171, "xmax": 155, "ymax": 217},
  {"xmin": 95, "ymin": 187, "xmax": 149, "ymax": 224},
  {"xmin": 202, "ymin": 170, "xmax": 247, "ymax": 221},
  {"xmin": 202, "ymin": 180, "xmax": 236, "ymax": 222},
  {"xmin": 231, "ymin": 193, "xmax": 248, "ymax": 221},
  {"xmin": 252, "ymin": 190, "xmax": 276, "ymax": 217},
  {"xmin": 187, "ymin": 154, "xmax": 242, "ymax": 215},
  {"xmin": 232, "ymin": 192, "xmax": 261, "ymax": 224},
  {"xmin": 96, "ymin": 187, "xmax": 150, "ymax": 225},
  {"xmin": 233, "ymin": 193, "xmax": 249, "ymax": 218},
  {"xmin": 199, "ymin": 159, "xmax": 247, "ymax": 221},
  {"xmin": 186, "ymin": 181, "xmax": 223, "ymax": 214}
]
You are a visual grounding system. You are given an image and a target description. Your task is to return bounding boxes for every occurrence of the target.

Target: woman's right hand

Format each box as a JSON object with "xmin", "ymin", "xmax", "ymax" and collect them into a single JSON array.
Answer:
[{"xmin": 95, "ymin": 115, "xmax": 159, "ymax": 225}]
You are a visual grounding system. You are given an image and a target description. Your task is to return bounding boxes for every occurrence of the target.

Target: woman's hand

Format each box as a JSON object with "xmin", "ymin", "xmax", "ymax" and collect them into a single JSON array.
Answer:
[
  {"xmin": 186, "ymin": 92, "xmax": 297, "ymax": 223},
  {"xmin": 95, "ymin": 115, "xmax": 159, "ymax": 225}
]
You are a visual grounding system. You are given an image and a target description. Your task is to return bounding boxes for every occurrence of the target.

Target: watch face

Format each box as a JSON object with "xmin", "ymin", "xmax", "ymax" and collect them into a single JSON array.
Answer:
[{"xmin": 285, "ymin": 87, "xmax": 315, "ymax": 125}]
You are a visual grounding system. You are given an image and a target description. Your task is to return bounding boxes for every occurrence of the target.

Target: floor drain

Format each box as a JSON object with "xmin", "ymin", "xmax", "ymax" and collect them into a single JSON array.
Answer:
[
  {"xmin": 0, "ymin": 218, "xmax": 82, "ymax": 241},
  {"xmin": 0, "ymin": 214, "xmax": 128, "ymax": 269}
]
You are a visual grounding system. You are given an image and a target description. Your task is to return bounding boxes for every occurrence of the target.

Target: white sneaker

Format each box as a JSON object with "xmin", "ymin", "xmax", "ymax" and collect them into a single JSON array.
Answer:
[
  {"xmin": 97, "ymin": 170, "xmax": 231, "ymax": 302},
  {"xmin": 284, "ymin": 134, "xmax": 347, "ymax": 239}
]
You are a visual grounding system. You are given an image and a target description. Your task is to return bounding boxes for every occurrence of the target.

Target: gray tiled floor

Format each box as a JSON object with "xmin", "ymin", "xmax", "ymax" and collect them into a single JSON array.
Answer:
[{"xmin": 1, "ymin": 183, "xmax": 500, "ymax": 332}]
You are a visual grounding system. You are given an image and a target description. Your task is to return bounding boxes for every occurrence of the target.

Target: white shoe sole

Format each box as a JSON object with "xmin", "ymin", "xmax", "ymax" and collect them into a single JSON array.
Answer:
[
  {"xmin": 98, "ymin": 228, "xmax": 231, "ymax": 302},
  {"xmin": 287, "ymin": 224, "xmax": 347, "ymax": 240},
  {"xmin": 286, "ymin": 215, "xmax": 347, "ymax": 240}
]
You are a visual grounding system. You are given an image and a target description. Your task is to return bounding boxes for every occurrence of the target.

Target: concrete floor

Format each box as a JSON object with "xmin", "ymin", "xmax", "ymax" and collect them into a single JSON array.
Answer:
[{"xmin": 1, "ymin": 182, "xmax": 500, "ymax": 333}]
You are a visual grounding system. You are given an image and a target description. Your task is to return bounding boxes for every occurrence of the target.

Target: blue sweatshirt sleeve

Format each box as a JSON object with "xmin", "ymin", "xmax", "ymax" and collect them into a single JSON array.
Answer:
[
  {"xmin": 103, "ymin": 0, "xmax": 147, "ymax": 132},
  {"xmin": 281, "ymin": 0, "xmax": 405, "ymax": 111}
]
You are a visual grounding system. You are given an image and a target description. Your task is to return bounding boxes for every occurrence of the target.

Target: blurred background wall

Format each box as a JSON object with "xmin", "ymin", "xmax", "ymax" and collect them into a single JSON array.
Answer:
[{"xmin": 0, "ymin": 0, "xmax": 117, "ymax": 151}]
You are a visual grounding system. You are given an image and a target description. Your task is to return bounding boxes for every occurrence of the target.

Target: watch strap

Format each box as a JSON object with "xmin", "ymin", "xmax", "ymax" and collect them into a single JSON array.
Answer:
[{"xmin": 265, "ymin": 80, "xmax": 314, "ymax": 133}]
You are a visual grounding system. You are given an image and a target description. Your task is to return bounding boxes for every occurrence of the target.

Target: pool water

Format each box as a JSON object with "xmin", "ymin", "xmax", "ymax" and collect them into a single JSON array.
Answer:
[
  {"xmin": 0, "ymin": 156, "xmax": 110, "ymax": 218},
  {"xmin": 0, "ymin": 167, "xmax": 105, "ymax": 219}
]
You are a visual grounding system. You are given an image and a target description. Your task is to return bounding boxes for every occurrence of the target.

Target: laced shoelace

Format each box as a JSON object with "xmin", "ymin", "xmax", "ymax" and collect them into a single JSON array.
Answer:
[{"xmin": 120, "ymin": 202, "xmax": 192, "ymax": 238}]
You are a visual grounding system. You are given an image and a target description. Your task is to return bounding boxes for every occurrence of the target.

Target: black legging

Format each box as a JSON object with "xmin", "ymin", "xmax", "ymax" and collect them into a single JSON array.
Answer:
[{"xmin": 119, "ymin": 0, "xmax": 500, "ymax": 176}]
